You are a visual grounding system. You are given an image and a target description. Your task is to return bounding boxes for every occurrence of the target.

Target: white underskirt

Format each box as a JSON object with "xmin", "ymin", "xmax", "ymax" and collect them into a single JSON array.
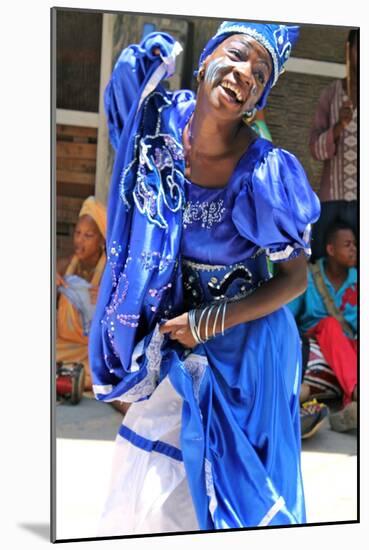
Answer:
[{"xmin": 97, "ymin": 375, "xmax": 199, "ymax": 537}]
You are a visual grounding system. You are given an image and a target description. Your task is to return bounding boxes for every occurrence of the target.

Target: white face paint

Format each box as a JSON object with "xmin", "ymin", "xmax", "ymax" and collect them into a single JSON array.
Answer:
[
  {"xmin": 204, "ymin": 57, "xmax": 231, "ymax": 88},
  {"xmin": 201, "ymin": 35, "xmax": 272, "ymax": 112}
]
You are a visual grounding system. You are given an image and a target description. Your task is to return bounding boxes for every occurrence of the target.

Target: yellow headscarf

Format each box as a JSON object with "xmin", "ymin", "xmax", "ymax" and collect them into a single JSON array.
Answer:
[
  {"xmin": 78, "ymin": 196, "xmax": 107, "ymax": 239},
  {"xmin": 65, "ymin": 196, "xmax": 107, "ymax": 281}
]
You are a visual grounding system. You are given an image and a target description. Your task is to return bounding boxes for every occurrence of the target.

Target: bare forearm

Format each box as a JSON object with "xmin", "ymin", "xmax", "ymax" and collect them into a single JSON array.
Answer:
[{"xmin": 224, "ymin": 262, "xmax": 306, "ymax": 330}]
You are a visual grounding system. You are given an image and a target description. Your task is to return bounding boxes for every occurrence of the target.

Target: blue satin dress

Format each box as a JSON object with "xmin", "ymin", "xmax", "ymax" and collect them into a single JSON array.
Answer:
[{"xmin": 90, "ymin": 32, "xmax": 321, "ymax": 536}]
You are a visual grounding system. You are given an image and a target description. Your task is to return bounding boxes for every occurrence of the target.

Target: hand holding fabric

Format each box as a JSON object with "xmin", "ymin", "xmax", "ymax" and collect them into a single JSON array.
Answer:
[
  {"xmin": 159, "ymin": 313, "xmax": 197, "ymax": 349},
  {"xmin": 56, "ymin": 272, "xmax": 67, "ymax": 288}
]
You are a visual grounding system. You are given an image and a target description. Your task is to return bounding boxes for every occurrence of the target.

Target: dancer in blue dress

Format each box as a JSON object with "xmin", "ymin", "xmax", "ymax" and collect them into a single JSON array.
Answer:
[{"xmin": 89, "ymin": 21, "xmax": 321, "ymax": 535}]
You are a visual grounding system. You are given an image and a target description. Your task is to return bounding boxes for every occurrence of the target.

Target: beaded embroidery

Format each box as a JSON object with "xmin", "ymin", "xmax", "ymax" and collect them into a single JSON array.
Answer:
[
  {"xmin": 107, "ymin": 241, "xmax": 128, "ymax": 289},
  {"xmin": 183, "ymin": 199, "xmax": 226, "ymax": 229},
  {"xmin": 207, "ymin": 264, "xmax": 253, "ymax": 299},
  {"xmin": 140, "ymin": 251, "xmax": 175, "ymax": 272},
  {"xmin": 182, "ymin": 258, "xmax": 227, "ymax": 272},
  {"xmin": 117, "ymin": 313, "xmax": 140, "ymax": 328},
  {"xmin": 101, "ymin": 318, "xmax": 120, "ymax": 359},
  {"xmin": 117, "ymin": 91, "xmax": 185, "ymax": 230},
  {"xmin": 182, "ymin": 259, "xmax": 270, "ymax": 305}
]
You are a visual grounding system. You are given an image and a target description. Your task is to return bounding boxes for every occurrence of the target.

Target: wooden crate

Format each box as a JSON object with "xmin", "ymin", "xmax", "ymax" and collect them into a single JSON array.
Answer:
[{"xmin": 56, "ymin": 124, "xmax": 98, "ymax": 259}]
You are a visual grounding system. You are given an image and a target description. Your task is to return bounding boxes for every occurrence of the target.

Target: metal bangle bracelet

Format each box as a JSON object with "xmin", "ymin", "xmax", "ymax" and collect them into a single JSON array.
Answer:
[
  {"xmin": 221, "ymin": 301, "xmax": 228, "ymax": 335},
  {"xmin": 212, "ymin": 302, "xmax": 223, "ymax": 337},
  {"xmin": 188, "ymin": 310, "xmax": 200, "ymax": 344},
  {"xmin": 197, "ymin": 306, "xmax": 209, "ymax": 343},
  {"xmin": 193, "ymin": 310, "xmax": 204, "ymax": 343},
  {"xmin": 204, "ymin": 304, "xmax": 216, "ymax": 341},
  {"xmin": 190, "ymin": 309, "xmax": 204, "ymax": 344}
]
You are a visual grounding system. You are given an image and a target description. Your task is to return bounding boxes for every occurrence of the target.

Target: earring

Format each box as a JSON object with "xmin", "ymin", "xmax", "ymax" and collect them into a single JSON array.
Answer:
[
  {"xmin": 242, "ymin": 108, "xmax": 257, "ymax": 123},
  {"xmin": 196, "ymin": 65, "xmax": 205, "ymax": 83},
  {"xmin": 243, "ymin": 108, "xmax": 256, "ymax": 118}
]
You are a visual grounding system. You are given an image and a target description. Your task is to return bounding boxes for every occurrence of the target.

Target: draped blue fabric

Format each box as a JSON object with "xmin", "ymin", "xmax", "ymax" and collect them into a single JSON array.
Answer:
[
  {"xmin": 89, "ymin": 32, "xmax": 320, "ymax": 530},
  {"xmin": 89, "ymin": 32, "xmax": 195, "ymax": 398}
]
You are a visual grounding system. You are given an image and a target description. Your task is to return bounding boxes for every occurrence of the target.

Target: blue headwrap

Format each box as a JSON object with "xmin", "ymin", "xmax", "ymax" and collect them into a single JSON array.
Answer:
[{"xmin": 198, "ymin": 21, "xmax": 300, "ymax": 110}]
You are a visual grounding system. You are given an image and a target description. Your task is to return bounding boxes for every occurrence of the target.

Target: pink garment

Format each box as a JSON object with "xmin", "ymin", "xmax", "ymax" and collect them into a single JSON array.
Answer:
[{"xmin": 309, "ymin": 79, "xmax": 357, "ymax": 202}]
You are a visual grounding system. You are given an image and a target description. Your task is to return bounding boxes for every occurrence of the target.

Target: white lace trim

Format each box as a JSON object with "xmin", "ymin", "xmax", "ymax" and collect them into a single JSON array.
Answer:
[
  {"xmin": 120, "ymin": 326, "xmax": 163, "ymax": 402},
  {"xmin": 266, "ymin": 223, "xmax": 312, "ymax": 261},
  {"xmin": 94, "ymin": 326, "xmax": 164, "ymax": 403},
  {"xmin": 204, "ymin": 458, "xmax": 218, "ymax": 519},
  {"xmin": 266, "ymin": 243, "xmax": 311, "ymax": 261},
  {"xmin": 183, "ymin": 353, "xmax": 208, "ymax": 402}
]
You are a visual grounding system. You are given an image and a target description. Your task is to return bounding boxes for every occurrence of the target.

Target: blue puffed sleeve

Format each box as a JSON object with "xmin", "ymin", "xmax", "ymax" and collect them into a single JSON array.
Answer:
[
  {"xmin": 232, "ymin": 146, "xmax": 321, "ymax": 262},
  {"xmin": 104, "ymin": 32, "xmax": 179, "ymax": 150}
]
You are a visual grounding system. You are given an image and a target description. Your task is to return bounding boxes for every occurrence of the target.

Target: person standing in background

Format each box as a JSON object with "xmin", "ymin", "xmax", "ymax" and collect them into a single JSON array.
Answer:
[{"xmin": 309, "ymin": 29, "xmax": 357, "ymax": 261}]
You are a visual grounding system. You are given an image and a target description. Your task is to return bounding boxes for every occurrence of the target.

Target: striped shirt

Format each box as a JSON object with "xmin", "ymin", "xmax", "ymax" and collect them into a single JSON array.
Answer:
[{"xmin": 309, "ymin": 79, "xmax": 357, "ymax": 202}]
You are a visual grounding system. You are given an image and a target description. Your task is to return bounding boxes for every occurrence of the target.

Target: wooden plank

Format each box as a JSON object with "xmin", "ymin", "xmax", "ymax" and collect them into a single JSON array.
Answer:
[
  {"xmin": 57, "ymin": 195, "xmax": 85, "ymax": 210},
  {"xmin": 56, "ymin": 221, "xmax": 72, "ymax": 236},
  {"xmin": 57, "ymin": 157, "xmax": 96, "ymax": 173},
  {"xmin": 57, "ymin": 182, "xmax": 95, "ymax": 198},
  {"xmin": 57, "ymin": 196, "xmax": 85, "ymax": 224},
  {"xmin": 57, "ymin": 234, "xmax": 75, "ymax": 260},
  {"xmin": 57, "ymin": 124, "xmax": 98, "ymax": 139},
  {"xmin": 57, "ymin": 170, "xmax": 95, "ymax": 185},
  {"xmin": 57, "ymin": 141, "xmax": 97, "ymax": 160}
]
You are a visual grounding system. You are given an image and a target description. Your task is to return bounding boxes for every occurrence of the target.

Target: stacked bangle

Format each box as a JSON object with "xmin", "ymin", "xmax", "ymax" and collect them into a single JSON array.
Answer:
[{"xmin": 188, "ymin": 301, "xmax": 228, "ymax": 344}]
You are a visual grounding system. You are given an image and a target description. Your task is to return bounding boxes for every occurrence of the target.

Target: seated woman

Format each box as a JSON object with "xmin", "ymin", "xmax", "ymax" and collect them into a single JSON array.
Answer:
[{"xmin": 56, "ymin": 196, "xmax": 106, "ymax": 391}]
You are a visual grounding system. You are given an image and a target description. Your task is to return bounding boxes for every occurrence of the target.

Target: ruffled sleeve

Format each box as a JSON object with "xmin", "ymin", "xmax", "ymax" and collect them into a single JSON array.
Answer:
[
  {"xmin": 232, "ymin": 147, "xmax": 321, "ymax": 262},
  {"xmin": 104, "ymin": 32, "xmax": 181, "ymax": 150}
]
